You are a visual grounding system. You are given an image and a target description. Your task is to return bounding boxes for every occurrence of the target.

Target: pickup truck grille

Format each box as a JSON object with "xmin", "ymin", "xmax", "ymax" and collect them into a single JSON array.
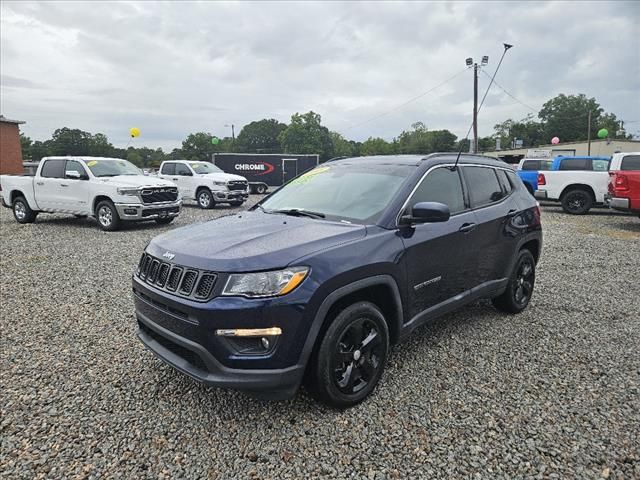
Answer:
[
  {"xmin": 227, "ymin": 181, "xmax": 248, "ymax": 191},
  {"xmin": 141, "ymin": 187, "xmax": 179, "ymax": 204},
  {"xmin": 136, "ymin": 253, "xmax": 217, "ymax": 301}
]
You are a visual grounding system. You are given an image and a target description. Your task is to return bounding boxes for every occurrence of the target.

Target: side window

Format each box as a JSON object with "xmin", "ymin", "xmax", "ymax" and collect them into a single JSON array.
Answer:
[
  {"xmin": 621, "ymin": 155, "xmax": 640, "ymax": 171},
  {"xmin": 65, "ymin": 160, "xmax": 87, "ymax": 178},
  {"xmin": 175, "ymin": 163, "xmax": 192, "ymax": 176},
  {"xmin": 521, "ymin": 160, "xmax": 539, "ymax": 171},
  {"xmin": 407, "ymin": 167, "xmax": 466, "ymax": 215},
  {"xmin": 161, "ymin": 163, "xmax": 175, "ymax": 175},
  {"xmin": 463, "ymin": 166, "xmax": 505, "ymax": 208},
  {"xmin": 496, "ymin": 169, "xmax": 513, "ymax": 194},
  {"xmin": 592, "ymin": 159, "xmax": 610, "ymax": 171},
  {"xmin": 559, "ymin": 159, "xmax": 591, "ymax": 171},
  {"xmin": 40, "ymin": 159, "xmax": 66, "ymax": 178}
]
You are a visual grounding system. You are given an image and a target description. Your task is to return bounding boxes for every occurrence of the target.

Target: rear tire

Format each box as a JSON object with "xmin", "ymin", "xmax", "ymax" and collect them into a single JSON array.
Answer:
[
  {"xmin": 308, "ymin": 301, "xmax": 389, "ymax": 408},
  {"xmin": 155, "ymin": 217, "xmax": 174, "ymax": 225},
  {"xmin": 95, "ymin": 200, "xmax": 121, "ymax": 231},
  {"xmin": 12, "ymin": 196, "xmax": 37, "ymax": 224},
  {"xmin": 492, "ymin": 249, "xmax": 536, "ymax": 314},
  {"xmin": 561, "ymin": 189, "xmax": 593, "ymax": 214},
  {"xmin": 197, "ymin": 188, "xmax": 214, "ymax": 209}
]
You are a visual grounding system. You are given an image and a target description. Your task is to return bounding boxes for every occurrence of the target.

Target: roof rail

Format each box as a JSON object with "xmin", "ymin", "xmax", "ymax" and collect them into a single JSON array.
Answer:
[{"xmin": 324, "ymin": 156, "xmax": 350, "ymax": 163}]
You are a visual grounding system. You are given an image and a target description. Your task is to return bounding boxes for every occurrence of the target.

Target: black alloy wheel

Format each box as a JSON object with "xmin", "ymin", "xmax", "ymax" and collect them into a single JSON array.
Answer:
[
  {"xmin": 308, "ymin": 301, "xmax": 389, "ymax": 408},
  {"xmin": 492, "ymin": 249, "xmax": 536, "ymax": 314},
  {"xmin": 561, "ymin": 189, "xmax": 592, "ymax": 214}
]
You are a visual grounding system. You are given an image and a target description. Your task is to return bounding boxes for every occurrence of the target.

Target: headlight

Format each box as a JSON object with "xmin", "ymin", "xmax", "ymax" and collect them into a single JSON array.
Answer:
[
  {"xmin": 213, "ymin": 181, "xmax": 227, "ymax": 186},
  {"xmin": 222, "ymin": 267, "xmax": 309, "ymax": 298},
  {"xmin": 117, "ymin": 187, "xmax": 140, "ymax": 196}
]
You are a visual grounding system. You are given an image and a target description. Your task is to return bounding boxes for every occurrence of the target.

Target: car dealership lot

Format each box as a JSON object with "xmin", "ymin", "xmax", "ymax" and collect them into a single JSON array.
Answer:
[{"xmin": 1, "ymin": 202, "xmax": 638, "ymax": 479}]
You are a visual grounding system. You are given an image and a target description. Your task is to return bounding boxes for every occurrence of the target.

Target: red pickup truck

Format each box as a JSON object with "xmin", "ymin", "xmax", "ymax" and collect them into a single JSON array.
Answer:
[{"xmin": 607, "ymin": 152, "xmax": 640, "ymax": 217}]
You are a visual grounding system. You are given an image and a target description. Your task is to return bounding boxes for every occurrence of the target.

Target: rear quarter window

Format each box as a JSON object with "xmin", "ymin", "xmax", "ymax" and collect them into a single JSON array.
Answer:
[
  {"xmin": 40, "ymin": 159, "xmax": 66, "ymax": 178},
  {"xmin": 463, "ymin": 166, "xmax": 506, "ymax": 208},
  {"xmin": 621, "ymin": 155, "xmax": 640, "ymax": 171}
]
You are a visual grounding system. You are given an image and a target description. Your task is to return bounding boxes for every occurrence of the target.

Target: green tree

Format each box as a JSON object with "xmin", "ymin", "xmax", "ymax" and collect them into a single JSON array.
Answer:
[
  {"xmin": 236, "ymin": 119, "xmax": 287, "ymax": 153},
  {"xmin": 88, "ymin": 133, "xmax": 115, "ymax": 157},
  {"xmin": 360, "ymin": 137, "xmax": 394, "ymax": 156},
  {"xmin": 397, "ymin": 122, "xmax": 457, "ymax": 154},
  {"xmin": 20, "ymin": 133, "xmax": 32, "ymax": 160},
  {"xmin": 29, "ymin": 140, "xmax": 52, "ymax": 161},
  {"xmin": 49, "ymin": 128, "xmax": 92, "ymax": 156},
  {"xmin": 493, "ymin": 115, "xmax": 544, "ymax": 149},
  {"xmin": 329, "ymin": 131, "xmax": 353, "ymax": 157},
  {"xmin": 127, "ymin": 150, "xmax": 142, "ymax": 166},
  {"xmin": 278, "ymin": 111, "xmax": 333, "ymax": 160},
  {"xmin": 181, "ymin": 132, "xmax": 217, "ymax": 161}
]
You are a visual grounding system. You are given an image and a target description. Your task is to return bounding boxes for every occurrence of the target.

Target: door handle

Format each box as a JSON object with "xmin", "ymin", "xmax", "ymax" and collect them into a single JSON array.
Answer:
[
  {"xmin": 172, "ymin": 178, "xmax": 179, "ymax": 181},
  {"xmin": 36, "ymin": 182, "xmax": 44, "ymax": 186},
  {"xmin": 60, "ymin": 184, "xmax": 69, "ymax": 187},
  {"xmin": 459, "ymin": 222, "xmax": 477, "ymax": 233}
]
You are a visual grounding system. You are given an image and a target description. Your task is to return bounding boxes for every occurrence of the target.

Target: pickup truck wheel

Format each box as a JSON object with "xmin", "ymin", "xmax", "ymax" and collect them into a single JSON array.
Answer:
[
  {"xmin": 13, "ymin": 196, "xmax": 37, "ymax": 224},
  {"xmin": 309, "ymin": 301, "xmax": 389, "ymax": 408},
  {"xmin": 96, "ymin": 200, "xmax": 120, "ymax": 231},
  {"xmin": 255, "ymin": 184, "xmax": 267, "ymax": 194},
  {"xmin": 197, "ymin": 188, "xmax": 214, "ymax": 209},
  {"xmin": 155, "ymin": 217, "xmax": 175, "ymax": 225},
  {"xmin": 492, "ymin": 249, "xmax": 536, "ymax": 314},
  {"xmin": 561, "ymin": 189, "xmax": 593, "ymax": 214}
]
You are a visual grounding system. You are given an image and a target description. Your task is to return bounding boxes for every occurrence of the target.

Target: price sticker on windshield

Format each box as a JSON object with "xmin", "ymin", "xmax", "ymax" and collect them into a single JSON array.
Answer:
[
  {"xmin": 87, "ymin": 160, "xmax": 98, "ymax": 167},
  {"xmin": 291, "ymin": 166, "xmax": 330, "ymax": 185}
]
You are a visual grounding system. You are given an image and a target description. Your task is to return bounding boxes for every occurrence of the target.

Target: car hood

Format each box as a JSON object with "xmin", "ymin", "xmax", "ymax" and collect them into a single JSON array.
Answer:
[
  {"xmin": 146, "ymin": 211, "xmax": 366, "ymax": 271},
  {"xmin": 98, "ymin": 175, "xmax": 176, "ymax": 188},
  {"xmin": 198, "ymin": 173, "xmax": 247, "ymax": 182}
]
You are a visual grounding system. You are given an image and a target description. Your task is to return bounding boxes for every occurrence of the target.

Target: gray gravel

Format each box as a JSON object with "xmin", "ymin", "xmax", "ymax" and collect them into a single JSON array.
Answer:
[{"xmin": 1, "ymin": 200, "xmax": 639, "ymax": 479}]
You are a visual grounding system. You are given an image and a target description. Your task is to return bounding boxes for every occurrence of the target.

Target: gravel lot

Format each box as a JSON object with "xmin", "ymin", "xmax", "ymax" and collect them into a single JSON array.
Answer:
[{"xmin": 1, "ymin": 200, "xmax": 639, "ymax": 479}]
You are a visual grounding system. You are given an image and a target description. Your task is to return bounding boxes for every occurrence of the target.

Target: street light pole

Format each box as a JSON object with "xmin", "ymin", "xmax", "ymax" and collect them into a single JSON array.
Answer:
[{"xmin": 473, "ymin": 63, "xmax": 479, "ymax": 154}]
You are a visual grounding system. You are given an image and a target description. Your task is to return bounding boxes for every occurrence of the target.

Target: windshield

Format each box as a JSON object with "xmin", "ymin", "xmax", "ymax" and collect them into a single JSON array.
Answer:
[
  {"xmin": 189, "ymin": 162, "xmax": 223, "ymax": 174},
  {"xmin": 259, "ymin": 162, "xmax": 414, "ymax": 224},
  {"xmin": 85, "ymin": 159, "xmax": 142, "ymax": 177}
]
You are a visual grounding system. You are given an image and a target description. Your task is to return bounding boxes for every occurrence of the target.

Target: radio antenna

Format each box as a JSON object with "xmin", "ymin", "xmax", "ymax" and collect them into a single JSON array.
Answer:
[{"xmin": 451, "ymin": 43, "xmax": 513, "ymax": 170}]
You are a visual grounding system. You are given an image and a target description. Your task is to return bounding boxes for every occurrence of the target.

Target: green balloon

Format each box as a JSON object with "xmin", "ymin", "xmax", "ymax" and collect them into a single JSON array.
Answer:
[
  {"xmin": 597, "ymin": 128, "xmax": 608, "ymax": 139},
  {"xmin": 211, "ymin": 137, "xmax": 220, "ymax": 145}
]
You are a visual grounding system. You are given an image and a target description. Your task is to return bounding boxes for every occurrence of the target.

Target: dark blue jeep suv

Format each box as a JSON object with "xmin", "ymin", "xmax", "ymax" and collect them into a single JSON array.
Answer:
[{"xmin": 133, "ymin": 154, "xmax": 542, "ymax": 407}]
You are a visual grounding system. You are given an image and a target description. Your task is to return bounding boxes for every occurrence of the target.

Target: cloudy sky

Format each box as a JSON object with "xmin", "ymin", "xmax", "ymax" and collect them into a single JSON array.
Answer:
[{"xmin": 1, "ymin": 1, "xmax": 639, "ymax": 150}]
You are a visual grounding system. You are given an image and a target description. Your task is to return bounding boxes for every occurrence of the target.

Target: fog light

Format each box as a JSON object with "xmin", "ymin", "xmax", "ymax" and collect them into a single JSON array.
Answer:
[
  {"xmin": 215, "ymin": 327, "xmax": 282, "ymax": 337},
  {"xmin": 124, "ymin": 208, "xmax": 137, "ymax": 215},
  {"xmin": 261, "ymin": 337, "xmax": 270, "ymax": 349}
]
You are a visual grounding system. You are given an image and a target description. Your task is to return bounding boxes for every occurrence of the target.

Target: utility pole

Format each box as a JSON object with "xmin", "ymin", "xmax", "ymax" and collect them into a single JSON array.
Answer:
[
  {"xmin": 465, "ymin": 55, "xmax": 488, "ymax": 153},
  {"xmin": 225, "ymin": 124, "xmax": 236, "ymax": 143},
  {"xmin": 587, "ymin": 111, "xmax": 592, "ymax": 155},
  {"xmin": 473, "ymin": 63, "xmax": 479, "ymax": 154}
]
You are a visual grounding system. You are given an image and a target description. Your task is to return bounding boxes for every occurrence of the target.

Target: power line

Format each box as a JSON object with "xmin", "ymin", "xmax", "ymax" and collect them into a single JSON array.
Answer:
[
  {"xmin": 343, "ymin": 67, "xmax": 468, "ymax": 131},
  {"xmin": 480, "ymin": 70, "xmax": 538, "ymax": 113}
]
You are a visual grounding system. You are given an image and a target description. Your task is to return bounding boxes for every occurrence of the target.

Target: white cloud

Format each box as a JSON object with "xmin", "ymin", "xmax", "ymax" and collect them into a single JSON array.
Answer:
[{"xmin": 1, "ymin": 0, "xmax": 638, "ymax": 150}]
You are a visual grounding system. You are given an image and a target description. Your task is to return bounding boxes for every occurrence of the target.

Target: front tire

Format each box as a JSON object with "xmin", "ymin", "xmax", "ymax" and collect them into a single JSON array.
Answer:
[
  {"xmin": 308, "ymin": 301, "xmax": 389, "ymax": 408},
  {"xmin": 197, "ymin": 188, "xmax": 214, "ymax": 209},
  {"xmin": 492, "ymin": 249, "xmax": 536, "ymax": 314},
  {"xmin": 95, "ymin": 200, "xmax": 121, "ymax": 231},
  {"xmin": 13, "ymin": 196, "xmax": 37, "ymax": 224},
  {"xmin": 561, "ymin": 189, "xmax": 593, "ymax": 214}
]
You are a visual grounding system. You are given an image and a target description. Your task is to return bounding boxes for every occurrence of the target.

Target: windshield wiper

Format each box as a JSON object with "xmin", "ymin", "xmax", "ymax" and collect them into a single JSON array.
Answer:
[{"xmin": 271, "ymin": 208, "xmax": 326, "ymax": 219}]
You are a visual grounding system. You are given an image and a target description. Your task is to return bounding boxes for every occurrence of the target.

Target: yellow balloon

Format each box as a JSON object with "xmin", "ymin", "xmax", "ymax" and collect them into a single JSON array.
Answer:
[{"xmin": 129, "ymin": 127, "xmax": 140, "ymax": 138}]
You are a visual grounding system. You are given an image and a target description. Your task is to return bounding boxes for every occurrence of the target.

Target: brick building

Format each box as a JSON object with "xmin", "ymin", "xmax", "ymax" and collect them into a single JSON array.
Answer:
[{"xmin": 0, "ymin": 116, "xmax": 26, "ymax": 175}]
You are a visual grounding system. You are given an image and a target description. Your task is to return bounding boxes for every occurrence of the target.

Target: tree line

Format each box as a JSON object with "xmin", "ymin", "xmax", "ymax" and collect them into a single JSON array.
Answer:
[{"xmin": 20, "ymin": 93, "xmax": 631, "ymax": 168}]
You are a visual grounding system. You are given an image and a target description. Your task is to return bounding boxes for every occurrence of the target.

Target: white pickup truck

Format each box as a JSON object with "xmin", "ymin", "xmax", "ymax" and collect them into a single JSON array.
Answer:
[
  {"xmin": 158, "ymin": 160, "xmax": 249, "ymax": 209},
  {"xmin": 534, "ymin": 156, "xmax": 611, "ymax": 214},
  {"xmin": 0, "ymin": 156, "xmax": 182, "ymax": 231}
]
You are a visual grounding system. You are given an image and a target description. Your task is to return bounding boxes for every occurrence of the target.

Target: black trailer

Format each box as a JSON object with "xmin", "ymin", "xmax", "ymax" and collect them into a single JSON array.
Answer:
[{"xmin": 212, "ymin": 153, "xmax": 319, "ymax": 194}]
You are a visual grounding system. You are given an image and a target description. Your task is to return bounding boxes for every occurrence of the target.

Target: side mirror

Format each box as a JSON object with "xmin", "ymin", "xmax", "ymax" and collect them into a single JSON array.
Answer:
[
  {"xmin": 65, "ymin": 170, "xmax": 81, "ymax": 179},
  {"xmin": 400, "ymin": 202, "xmax": 450, "ymax": 225}
]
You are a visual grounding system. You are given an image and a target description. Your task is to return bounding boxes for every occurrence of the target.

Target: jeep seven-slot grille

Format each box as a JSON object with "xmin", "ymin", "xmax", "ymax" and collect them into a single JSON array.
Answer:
[
  {"xmin": 136, "ymin": 253, "xmax": 217, "ymax": 301},
  {"xmin": 141, "ymin": 187, "xmax": 179, "ymax": 204}
]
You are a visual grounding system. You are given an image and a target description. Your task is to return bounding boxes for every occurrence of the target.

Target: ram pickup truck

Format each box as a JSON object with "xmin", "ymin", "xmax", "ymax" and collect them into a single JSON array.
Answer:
[
  {"xmin": 516, "ymin": 157, "xmax": 553, "ymax": 195},
  {"xmin": 606, "ymin": 152, "xmax": 640, "ymax": 217},
  {"xmin": 0, "ymin": 156, "xmax": 182, "ymax": 230},
  {"xmin": 133, "ymin": 153, "xmax": 542, "ymax": 407},
  {"xmin": 535, "ymin": 156, "xmax": 610, "ymax": 214},
  {"xmin": 158, "ymin": 160, "xmax": 249, "ymax": 209}
]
